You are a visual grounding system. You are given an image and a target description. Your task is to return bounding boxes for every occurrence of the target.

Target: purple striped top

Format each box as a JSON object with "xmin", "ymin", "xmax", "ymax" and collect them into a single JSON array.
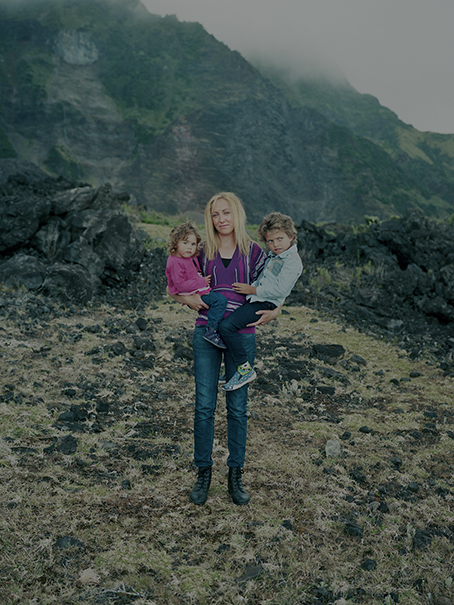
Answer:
[{"xmin": 195, "ymin": 241, "xmax": 267, "ymax": 333}]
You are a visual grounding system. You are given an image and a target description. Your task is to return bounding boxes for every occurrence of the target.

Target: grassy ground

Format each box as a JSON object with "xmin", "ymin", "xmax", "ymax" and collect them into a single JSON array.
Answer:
[{"xmin": 0, "ymin": 296, "xmax": 453, "ymax": 604}]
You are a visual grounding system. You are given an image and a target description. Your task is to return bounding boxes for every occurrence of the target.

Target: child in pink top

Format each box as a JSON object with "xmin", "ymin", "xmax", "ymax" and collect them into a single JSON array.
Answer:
[{"xmin": 166, "ymin": 222, "xmax": 227, "ymax": 349}]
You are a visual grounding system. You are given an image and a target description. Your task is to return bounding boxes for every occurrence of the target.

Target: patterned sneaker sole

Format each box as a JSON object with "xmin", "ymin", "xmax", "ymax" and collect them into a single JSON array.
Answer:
[{"xmin": 223, "ymin": 370, "xmax": 257, "ymax": 391}]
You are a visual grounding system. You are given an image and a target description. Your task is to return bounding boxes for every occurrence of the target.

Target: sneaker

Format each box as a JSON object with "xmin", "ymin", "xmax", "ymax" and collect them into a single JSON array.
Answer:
[
  {"xmin": 203, "ymin": 328, "xmax": 227, "ymax": 349},
  {"xmin": 222, "ymin": 362, "xmax": 257, "ymax": 391}
]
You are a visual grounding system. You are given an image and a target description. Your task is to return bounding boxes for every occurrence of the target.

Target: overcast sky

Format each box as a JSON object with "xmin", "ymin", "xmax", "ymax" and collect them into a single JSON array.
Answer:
[{"xmin": 142, "ymin": 0, "xmax": 454, "ymax": 134}]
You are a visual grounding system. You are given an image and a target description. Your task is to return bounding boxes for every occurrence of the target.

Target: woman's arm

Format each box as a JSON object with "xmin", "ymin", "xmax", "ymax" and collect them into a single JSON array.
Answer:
[
  {"xmin": 247, "ymin": 304, "xmax": 283, "ymax": 327},
  {"xmin": 167, "ymin": 288, "xmax": 209, "ymax": 311}
]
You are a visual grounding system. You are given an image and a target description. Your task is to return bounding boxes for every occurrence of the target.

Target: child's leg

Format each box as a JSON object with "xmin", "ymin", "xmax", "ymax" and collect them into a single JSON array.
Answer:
[
  {"xmin": 201, "ymin": 292, "xmax": 228, "ymax": 330},
  {"xmin": 219, "ymin": 301, "xmax": 275, "ymax": 367}
]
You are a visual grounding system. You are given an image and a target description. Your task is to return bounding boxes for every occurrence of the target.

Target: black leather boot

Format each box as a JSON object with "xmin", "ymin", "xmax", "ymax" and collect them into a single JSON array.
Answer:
[
  {"xmin": 189, "ymin": 467, "xmax": 212, "ymax": 505},
  {"xmin": 228, "ymin": 467, "xmax": 250, "ymax": 505}
]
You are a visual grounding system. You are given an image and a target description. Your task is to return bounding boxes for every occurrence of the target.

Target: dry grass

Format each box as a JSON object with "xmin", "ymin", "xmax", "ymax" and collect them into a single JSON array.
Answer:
[{"xmin": 0, "ymin": 298, "xmax": 453, "ymax": 604}]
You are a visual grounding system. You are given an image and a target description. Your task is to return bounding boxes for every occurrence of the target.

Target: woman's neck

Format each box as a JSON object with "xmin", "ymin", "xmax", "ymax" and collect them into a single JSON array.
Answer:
[{"xmin": 217, "ymin": 233, "xmax": 236, "ymax": 259}]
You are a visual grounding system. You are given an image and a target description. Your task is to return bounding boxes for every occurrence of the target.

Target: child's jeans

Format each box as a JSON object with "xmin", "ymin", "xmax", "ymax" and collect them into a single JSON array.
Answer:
[
  {"xmin": 201, "ymin": 291, "xmax": 228, "ymax": 330},
  {"xmin": 218, "ymin": 300, "xmax": 276, "ymax": 366}
]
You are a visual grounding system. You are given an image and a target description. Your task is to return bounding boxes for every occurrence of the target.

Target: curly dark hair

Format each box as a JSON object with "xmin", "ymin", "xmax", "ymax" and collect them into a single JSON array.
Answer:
[{"xmin": 167, "ymin": 221, "xmax": 202, "ymax": 256}]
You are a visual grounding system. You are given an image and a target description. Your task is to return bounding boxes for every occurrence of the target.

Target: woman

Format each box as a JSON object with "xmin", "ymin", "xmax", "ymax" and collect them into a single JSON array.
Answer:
[{"xmin": 170, "ymin": 193, "xmax": 280, "ymax": 506}]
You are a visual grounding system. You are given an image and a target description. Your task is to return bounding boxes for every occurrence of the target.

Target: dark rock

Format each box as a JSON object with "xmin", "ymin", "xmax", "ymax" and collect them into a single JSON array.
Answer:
[
  {"xmin": 0, "ymin": 168, "xmax": 147, "ymax": 304},
  {"xmin": 236, "ymin": 565, "xmax": 264, "ymax": 584},
  {"xmin": 54, "ymin": 535, "xmax": 85, "ymax": 550},
  {"xmin": 0, "ymin": 254, "xmax": 48, "ymax": 291},
  {"xmin": 350, "ymin": 468, "xmax": 367, "ymax": 484},
  {"xmin": 315, "ymin": 385, "xmax": 335, "ymax": 396},
  {"xmin": 96, "ymin": 400, "xmax": 110, "ymax": 413},
  {"xmin": 413, "ymin": 529, "xmax": 432, "ymax": 550},
  {"xmin": 318, "ymin": 366, "xmax": 349, "ymax": 384},
  {"xmin": 56, "ymin": 434, "xmax": 78, "ymax": 455},
  {"xmin": 361, "ymin": 558, "xmax": 377, "ymax": 571},
  {"xmin": 379, "ymin": 501, "xmax": 389, "ymax": 513},
  {"xmin": 41, "ymin": 264, "xmax": 98, "ymax": 304},
  {"xmin": 312, "ymin": 343, "xmax": 345, "ymax": 362},
  {"xmin": 350, "ymin": 354, "xmax": 366, "ymax": 366},
  {"xmin": 173, "ymin": 344, "xmax": 193, "ymax": 360},
  {"xmin": 135, "ymin": 317, "xmax": 148, "ymax": 331},
  {"xmin": 423, "ymin": 410, "xmax": 438, "ymax": 419},
  {"xmin": 390, "ymin": 457, "xmax": 403, "ymax": 469},
  {"xmin": 359, "ymin": 426, "xmax": 372, "ymax": 434},
  {"xmin": 111, "ymin": 341, "xmax": 128, "ymax": 356},
  {"xmin": 133, "ymin": 336, "xmax": 156, "ymax": 351},
  {"xmin": 344, "ymin": 522, "xmax": 363, "ymax": 538},
  {"xmin": 84, "ymin": 324, "xmax": 102, "ymax": 334}
]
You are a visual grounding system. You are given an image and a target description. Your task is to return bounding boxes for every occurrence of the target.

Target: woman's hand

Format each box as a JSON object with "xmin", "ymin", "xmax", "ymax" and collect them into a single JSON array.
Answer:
[
  {"xmin": 247, "ymin": 304, "xmax": 282, "ymax": 327},
  {"xmin": 167, "ymin": 288, "xmax": 209, "ymax": 312},
  {"xmin": 232, "ymin": 282, "xmax": 256, "ymax": 296},
  {"xmin": 183, "ymin": 294, "xmax": 209, "ymax": 311}
]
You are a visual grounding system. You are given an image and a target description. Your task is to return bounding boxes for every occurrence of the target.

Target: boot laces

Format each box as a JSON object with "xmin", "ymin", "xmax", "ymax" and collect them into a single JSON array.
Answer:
[
  {"xmin": 195, "ymin": 468, "xmax": 211, "ymax": 490},
  {"xmin": 231, "ymin": 468, "xmax": 245, "ymax": 491}
]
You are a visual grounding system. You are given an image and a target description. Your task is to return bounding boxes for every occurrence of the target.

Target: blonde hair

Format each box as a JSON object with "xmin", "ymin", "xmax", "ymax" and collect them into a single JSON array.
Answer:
[
  {"xmin": 167, "ymin": 221, "xmax": 201, "ymax": 256},
  {"xmin": 203, "ymin": 192, "xmax": 251, "ymax": 260},
  {"xmin": 257, "ymin": 212, "xmax": 297, "ymax": 243}
]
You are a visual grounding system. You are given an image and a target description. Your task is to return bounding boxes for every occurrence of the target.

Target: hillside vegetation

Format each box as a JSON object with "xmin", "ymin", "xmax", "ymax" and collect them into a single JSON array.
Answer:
[{"xmin": 0, "ymin": 0, "xmax": 453, "ymax": 222}]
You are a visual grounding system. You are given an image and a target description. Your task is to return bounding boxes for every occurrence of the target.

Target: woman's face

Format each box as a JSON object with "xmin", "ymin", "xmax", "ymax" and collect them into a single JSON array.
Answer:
[{"xmin": 211, "ymin": 198, "xmax": 235, "ymax": 236}]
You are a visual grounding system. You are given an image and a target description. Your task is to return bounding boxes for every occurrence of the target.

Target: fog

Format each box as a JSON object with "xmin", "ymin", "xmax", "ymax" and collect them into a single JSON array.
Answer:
[{"xmin": 142, "ymin": 0, "xmax": 454, "ymax": 134}]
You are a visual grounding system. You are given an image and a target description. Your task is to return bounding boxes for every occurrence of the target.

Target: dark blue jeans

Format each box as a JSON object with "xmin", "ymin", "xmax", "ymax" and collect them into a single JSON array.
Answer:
[
  {"xmin": 218, "ymin": 300, "xmax": 276, "ymax": 366},
  {"xmin": 192, "ymin": 325, "xmax": 256, "ymax": 468},
  {"xmin": 200, "ymin": 291, "xmax": 227, "ymax": 330}
]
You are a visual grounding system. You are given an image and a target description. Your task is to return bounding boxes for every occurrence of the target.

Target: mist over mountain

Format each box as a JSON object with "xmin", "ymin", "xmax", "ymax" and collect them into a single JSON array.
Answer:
[{"xmin": 1, "ymin": 0, "xmax": 454, "ymax": 223}]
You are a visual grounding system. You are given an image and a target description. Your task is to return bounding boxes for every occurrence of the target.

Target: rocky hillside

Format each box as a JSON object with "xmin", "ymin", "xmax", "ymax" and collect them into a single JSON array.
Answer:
[{"xmin": 1, "ymin": 0, "xmax": 453, "ymax": 223}]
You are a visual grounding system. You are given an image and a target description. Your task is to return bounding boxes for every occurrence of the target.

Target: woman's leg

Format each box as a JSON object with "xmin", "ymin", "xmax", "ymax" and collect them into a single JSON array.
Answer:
[
  {"xmin": 192, "ymin": 326, "xmax": 223, "ymax": 467},
  {"xmin": 223, "ymin": 332, "xmax": 256, "ymax": 468}
]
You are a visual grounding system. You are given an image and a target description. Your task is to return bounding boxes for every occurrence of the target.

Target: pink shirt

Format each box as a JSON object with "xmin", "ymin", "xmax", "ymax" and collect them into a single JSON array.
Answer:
[{"xmin": 165, "ymin": 255, "xmax": 210, "ymax": 296}]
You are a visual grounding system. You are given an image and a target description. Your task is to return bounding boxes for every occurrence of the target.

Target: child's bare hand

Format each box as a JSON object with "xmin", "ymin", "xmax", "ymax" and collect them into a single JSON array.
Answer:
[
  {"xmin": 205, "ymin": 275, "xmax": 211, "ymax": 286},
  {"xmin": 232, "ymin": 282, "xmax": 255, "ymax": 295}
]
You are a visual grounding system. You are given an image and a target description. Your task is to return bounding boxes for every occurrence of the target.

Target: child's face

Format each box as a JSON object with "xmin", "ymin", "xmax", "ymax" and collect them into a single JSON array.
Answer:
[
  {"xmin": 176, "ymin": 233, "xmax": 198, "ymax": 258},
  {"xmin": 265, "ymin": 229, "xmax": 294, "ymax": 255}
]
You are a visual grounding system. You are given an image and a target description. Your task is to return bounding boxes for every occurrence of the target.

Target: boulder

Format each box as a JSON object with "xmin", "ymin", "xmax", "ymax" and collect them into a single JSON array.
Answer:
[
  {"xmin": 0, "ymin": 162, "xmax": 146, "ymax": 303},
  {"xmin": 41, "ymin": 264, "xmax": 99, "ymax": 305},
  {"xmin": 0, "ymin": 254, "xmax": 47, "ymax": 290}
]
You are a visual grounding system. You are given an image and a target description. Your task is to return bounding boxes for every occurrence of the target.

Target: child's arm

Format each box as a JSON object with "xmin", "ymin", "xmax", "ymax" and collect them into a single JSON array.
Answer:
[
  {"xmin": 168, "ymin": 258, "xmax": 208, "ymax": 294},
  {"xmin": 232, "ymin": 283, "xmax": 256, "ymax": 295}
]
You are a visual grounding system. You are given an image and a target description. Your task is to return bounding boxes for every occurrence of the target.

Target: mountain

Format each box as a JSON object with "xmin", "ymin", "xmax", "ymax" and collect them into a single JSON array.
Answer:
[
  {"xmin": 1, "ymin": 0, "xmax": 453, "ymax": 223},
  {"xmin": 256, "ymin": 64, "xmax": 454, "ymax": 211}
]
